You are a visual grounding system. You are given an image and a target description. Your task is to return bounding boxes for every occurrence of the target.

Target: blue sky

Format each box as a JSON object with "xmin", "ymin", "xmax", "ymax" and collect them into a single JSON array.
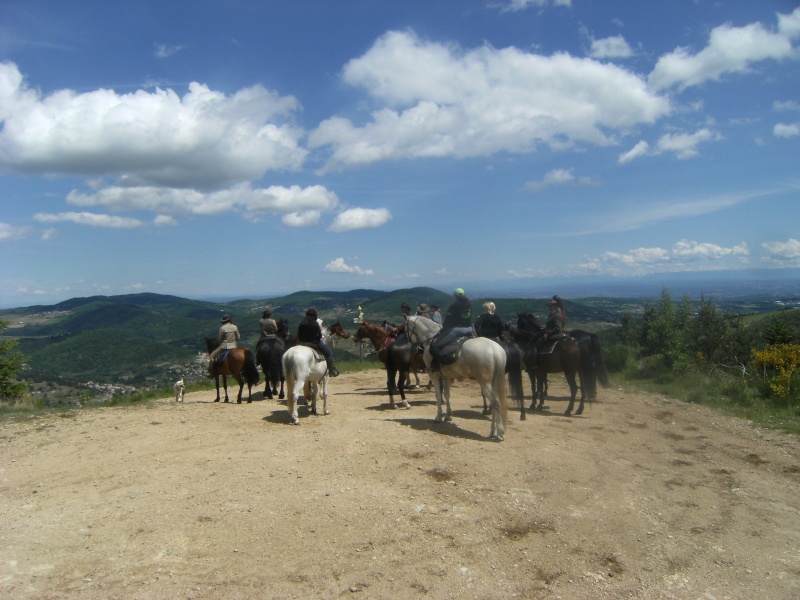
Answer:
[{"xmin": 1, "ymin": 0, "xmax": 799, "ymax": 307}]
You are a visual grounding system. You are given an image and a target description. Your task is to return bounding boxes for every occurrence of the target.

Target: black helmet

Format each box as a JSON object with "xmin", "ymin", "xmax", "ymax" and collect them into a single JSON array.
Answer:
[{"xmin": 306, "ymin": 307, "xmax": 318, "ymax": 318}]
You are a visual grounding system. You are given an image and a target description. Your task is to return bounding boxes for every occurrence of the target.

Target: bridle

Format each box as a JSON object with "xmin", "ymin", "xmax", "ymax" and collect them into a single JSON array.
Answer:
[{"xmin": 406, "ymin": 315, "xmax": 440, "ymax": 347}]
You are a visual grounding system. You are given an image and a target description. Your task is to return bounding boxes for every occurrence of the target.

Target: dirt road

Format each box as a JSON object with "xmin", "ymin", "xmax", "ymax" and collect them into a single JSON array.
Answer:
[{"xmin": 1, "ymin": 369, "xmax": 798, "ymax": 599}]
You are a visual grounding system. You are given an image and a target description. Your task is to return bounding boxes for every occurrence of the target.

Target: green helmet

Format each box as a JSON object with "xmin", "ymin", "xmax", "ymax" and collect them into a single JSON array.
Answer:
[{"xmin": 454, "ymin": 287, "xmax": 465, "ymax": 297}]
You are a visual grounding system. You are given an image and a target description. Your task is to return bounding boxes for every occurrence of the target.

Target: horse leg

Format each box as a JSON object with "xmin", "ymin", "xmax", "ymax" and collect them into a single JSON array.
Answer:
[
  {"xmin": 278, "ymin": 377, "xmax": 285, "ymax": 400},
  {"xmin": 575, "ymin": 374, "xmax": 586, "ymax": 416},
  {"xmin": 431, "ymin": 373, "xmax": 447, "ymax": 423},
  {"xmin": 235, "ymin": 373, "xmax": 245, "ymax": 404},
  {"xmin": 288, "ymin": 377, "xmax": 303, "ymax": 425},
  {"xmin": 441, "ymin": 377, "xmax": 453, "ymax": 422},
  {"xmin": 223, "ymin": 375, "xmax": 230, "ymax": 403},
  {"xmin": 214, "ymin": 375, "xmax": 221, "ymax": 402},
  {"xmin": 481, "ymin": 390, "xmax": 491, "ymax": 415},
  {"xmin": 535, "ymin": 375, "xmax": 545, "ymax": 410},
  {"xmin": 398, "ymin": 368, "xmax": 410, "ymax": 409},
  {"xmin": 387, "ymin": 365, "xmax": 397, "ymax": 408},
  {"xmin": 320, "ymin": 376, "xmax": 329, "ymax": 416},
  {"xmin": 480, "ymin": 381, "xmax": 504, "ymax": 441}
]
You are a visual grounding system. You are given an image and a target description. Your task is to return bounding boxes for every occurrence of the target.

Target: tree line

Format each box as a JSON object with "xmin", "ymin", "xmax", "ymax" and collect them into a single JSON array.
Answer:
[{"xmin": 610, "ymin": 289, "xmax": 800, "ymax": 407}]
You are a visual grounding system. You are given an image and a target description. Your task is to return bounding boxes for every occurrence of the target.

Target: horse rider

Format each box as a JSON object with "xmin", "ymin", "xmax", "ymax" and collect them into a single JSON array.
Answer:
[
  {"xmin": 551, "ymin": 294, "xmax": 567, "ymax": 325},
  {"xmin": 207, "ymin": 314, "xmax": 240, "ymax": 376},
  {"xmin": 430, "ymin": 288, "xmax": 474, "ymax": 369},
  {"xmin": 297, "ymin": 307, "xmax": 339, "ymax": 377},
  {"xmin": 257, "ymin": 306, "xmax": 283, "ymax": 354},
  {"xmin": 429, "ymin": 304, "xmax": 442, "ymax": 326},
  {"xmin": 528, "ymin": 297, "xmax": 566, "ymax": 366},
  {"xmin": 416, "ymin": 303, "xmax": 431, "ymax": 319},
  {"xmin": 474, "ymin": 301, "xmax": 503, "ymax": 342},
  {"xmin": 259, "ymin": 306, "xmax": 278, "ymax": 337}
]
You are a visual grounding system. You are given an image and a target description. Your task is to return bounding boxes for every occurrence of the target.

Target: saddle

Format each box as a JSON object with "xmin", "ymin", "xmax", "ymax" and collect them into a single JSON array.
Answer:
[
  {"xmin": 299, "ymin": 342, "xmax": 325, "ymax": 362},
  {"xmin": 430, "ymin": 334, "xmax": 471, "ymax": 368},
  {"xmin": 539, "ymin": 333, "xmax": 570, "ymax": 355},
  {"xmin": 213, "ymin": 350, "xmax": 230, "ymax": 365}
]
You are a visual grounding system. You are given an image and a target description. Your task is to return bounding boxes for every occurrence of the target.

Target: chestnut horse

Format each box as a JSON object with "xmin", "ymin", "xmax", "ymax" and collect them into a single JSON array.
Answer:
[
  {"xmin": 353, "ymin": 321, "xmax": 426, "ymax": 409},
  {"xmin": 204, "ymin": 338, "xmax": 260, "ymax": 404}
]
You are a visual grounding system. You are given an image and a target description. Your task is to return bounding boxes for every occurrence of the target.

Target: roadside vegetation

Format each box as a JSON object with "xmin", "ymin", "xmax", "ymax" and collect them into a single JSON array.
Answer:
[{"xmin": 601, "ymin": 290, "xmax": 800, "ymax": 434}]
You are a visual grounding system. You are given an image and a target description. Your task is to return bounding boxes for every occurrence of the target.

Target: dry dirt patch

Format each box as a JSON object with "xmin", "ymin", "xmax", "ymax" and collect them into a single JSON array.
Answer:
[{"xmin": 1, "ymin": 369, "xmax": 798, "ymax": 599}]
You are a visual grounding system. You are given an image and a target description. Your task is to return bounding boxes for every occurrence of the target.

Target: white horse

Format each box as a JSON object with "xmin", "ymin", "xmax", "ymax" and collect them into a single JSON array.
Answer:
[
  {"xmin": 281, "ymin": 345, "xmax": 329, "ymax": 425},
  {"xmin": 405, "ymin": 315, "xmax": 508, "ymax": 441}
]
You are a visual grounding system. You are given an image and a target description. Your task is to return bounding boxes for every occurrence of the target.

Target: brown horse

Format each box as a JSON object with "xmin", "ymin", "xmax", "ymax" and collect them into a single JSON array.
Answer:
[
  {"xmin": 509, "ymin": 326, "xmax": 594, "ymax": 416},
  {"xmin": 205, "ymin": 338, "xmax": 260, "ymax": 403},
  {"xmin": 353, "ymin": 321, "xmax": 426, "ymax": 409}
]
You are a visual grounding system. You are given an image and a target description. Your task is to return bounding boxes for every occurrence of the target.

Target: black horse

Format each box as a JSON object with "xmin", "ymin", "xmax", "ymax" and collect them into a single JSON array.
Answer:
[{"xmin": 256, "ymin": 318, "xmax": 290, "ymax": 400}]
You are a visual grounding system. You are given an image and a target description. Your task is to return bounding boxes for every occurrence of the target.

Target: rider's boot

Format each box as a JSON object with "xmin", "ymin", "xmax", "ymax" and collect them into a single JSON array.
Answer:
[{"xmin": 326, "ymin": 358, "xmax": 339, "ymax": 377}]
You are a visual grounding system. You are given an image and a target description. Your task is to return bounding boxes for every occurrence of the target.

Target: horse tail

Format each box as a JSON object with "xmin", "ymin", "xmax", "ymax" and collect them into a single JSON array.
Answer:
[
  {"xmin": 507, "ymin": 346, "xmax": 524, "ymax": 408},
  {"xmin": 578, "ymin": 341, "xmax": 597, "ymax": 401},
  {"xmin": 494, "ymin": 350, "xmax": 509, "ymax": 428},
  {"xmin": 590, "ymin": 337, "xmax": 610, "ymax": 388},
  {"xmin": 244, "ymin": 349, "xmax": 260, "ymax": 386}
]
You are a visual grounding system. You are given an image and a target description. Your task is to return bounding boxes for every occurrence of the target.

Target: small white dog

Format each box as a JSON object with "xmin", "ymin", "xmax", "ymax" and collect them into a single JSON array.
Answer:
[{"xmin": 174, "ymin": 378, "xmax": 185, "ymax": 403}]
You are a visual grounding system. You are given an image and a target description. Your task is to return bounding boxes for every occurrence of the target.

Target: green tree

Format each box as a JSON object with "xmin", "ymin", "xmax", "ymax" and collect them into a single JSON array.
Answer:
[
  {"xmin": 641, "ymin": 289, "xmax": 691, "ymax": 369},
  {"xmin": 763, "ymin": 312, "xmax": 796, "ymax": 346},
  {"xmin": 693, "ymin": 296, "xmax": 730, "ymax": 367},
  {"xmin": 0, "ymin": 320, "xmax": 28, "ymax": 402}
]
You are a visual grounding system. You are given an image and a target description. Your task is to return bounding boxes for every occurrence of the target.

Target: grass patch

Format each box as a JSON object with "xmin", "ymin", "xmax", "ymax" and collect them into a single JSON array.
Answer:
[{"xmin": 615, "ymin": 366, "xmax": 800, "ymax": 436}]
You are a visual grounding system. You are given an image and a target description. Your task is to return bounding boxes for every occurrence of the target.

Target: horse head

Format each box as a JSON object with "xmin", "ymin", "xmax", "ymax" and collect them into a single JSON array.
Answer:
[
  {"xmin": 328, "ymin": 321, "xmax": 349, "ymax": 339},
  {"xmin": 517, "ymin": 312, "xmax": 542, "ymax": 332}
]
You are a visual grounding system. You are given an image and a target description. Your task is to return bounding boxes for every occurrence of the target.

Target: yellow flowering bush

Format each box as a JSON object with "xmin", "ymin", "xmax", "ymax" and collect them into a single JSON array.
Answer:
[{"xmin": 751, "ymin": 344, "xmax": 800, "ymax": 404}]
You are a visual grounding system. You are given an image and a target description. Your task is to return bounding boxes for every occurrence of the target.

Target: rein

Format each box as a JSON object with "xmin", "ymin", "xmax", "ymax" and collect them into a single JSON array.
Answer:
[{"xmin": 406, "ymin": 316, "xmax": 440, "ymax": 347}]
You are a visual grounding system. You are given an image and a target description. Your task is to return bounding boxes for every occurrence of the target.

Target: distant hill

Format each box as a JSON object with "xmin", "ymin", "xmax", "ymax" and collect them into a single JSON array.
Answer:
[{"xmin": 1, "ymin": 287, "xmax": 794, "ymax": 389}]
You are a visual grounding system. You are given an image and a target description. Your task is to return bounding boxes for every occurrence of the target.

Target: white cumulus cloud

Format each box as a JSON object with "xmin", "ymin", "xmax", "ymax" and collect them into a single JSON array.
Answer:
[
  {"xmin": 590, "ymin": 35, "xmax": 633, "ymax": 60},
  {"xmin": 309, "ymin": 30, "xmax": 669, "ymax": 170},
  {"xmin": 324, "ymin": 257, "xmax": 374, "ymax": 275},
  {"xmin": 648, "ymin": 8, "xmax": 800, "ymax": 91},
  {"xmin": 0, "ymin": 62, "xmax": 306, "ymax": 189},
  {"xmin": 774, "ymin": 122, "xmax": 800, "ymax": 138},
  {"xmin": 328, "ymin": 208, "xmax": 392, "ymax": 232},
  {"xmin": 618, "ymin": 140, "xmax": 650, "ymax": 164},
  {"xmin": 762, "ymin": 238, "xmax": 800, "ymax": 262}
]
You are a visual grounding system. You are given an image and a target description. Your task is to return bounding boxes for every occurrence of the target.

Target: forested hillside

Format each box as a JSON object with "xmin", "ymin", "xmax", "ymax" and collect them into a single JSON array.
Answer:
[{"xmin": 1, "ymin": 289, "xmax": 796, "ymax": 412}]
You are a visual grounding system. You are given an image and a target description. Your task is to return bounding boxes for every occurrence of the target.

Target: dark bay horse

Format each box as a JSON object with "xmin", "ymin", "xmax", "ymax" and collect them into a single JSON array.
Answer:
[
  {"xmin": 353, "ymin": 320, "xmax": 425, "ymax": 409},
  {"xmin": 516, "ymin": 312, "xmax": 609, "ymax": 402},
  {"xmin": 205, "ymin": 338, "xmax": 260, "ymax": 403},
  {"xmin": 256, "ymin": 318, "xmax": 290, "ymax": 400}
]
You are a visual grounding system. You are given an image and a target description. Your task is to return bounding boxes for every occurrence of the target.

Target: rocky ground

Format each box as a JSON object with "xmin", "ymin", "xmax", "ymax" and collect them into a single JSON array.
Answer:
[{"xmin": 1, "ymin": 368, "xmax": 798, "ymax": 599}]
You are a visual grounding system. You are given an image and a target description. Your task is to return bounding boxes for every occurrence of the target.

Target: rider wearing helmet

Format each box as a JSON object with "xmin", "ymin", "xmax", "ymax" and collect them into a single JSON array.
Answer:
[
  {"xmin": 297, "ymin": 307, "xmax": 339, "ymax": 377},
  {"xmin": 430, "ymin": 288, "xmax": 475, "ymax": 370},
  {"xmin": 529, "ymin": 297, "xmax": 566, "ymax": 366}
]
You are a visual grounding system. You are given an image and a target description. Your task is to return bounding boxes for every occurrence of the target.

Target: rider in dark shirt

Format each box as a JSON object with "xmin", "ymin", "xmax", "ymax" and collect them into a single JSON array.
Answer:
[
  {"xmin": 297, "ymin": 308, "xmax": 339, "ymax": 377},
  {"xmin": 474, "ymin": 301, "xmax": 503, "ymax": 341}
]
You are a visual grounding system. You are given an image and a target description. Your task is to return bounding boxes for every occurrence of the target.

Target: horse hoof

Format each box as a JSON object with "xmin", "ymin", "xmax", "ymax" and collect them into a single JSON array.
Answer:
[
  {"xmin": 324, "ymin": 410, "xmax": 330, "ymax": 416},
  {"xmin": 520, "ymin": 413, "xmax": 527, "ymax": 421}
]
